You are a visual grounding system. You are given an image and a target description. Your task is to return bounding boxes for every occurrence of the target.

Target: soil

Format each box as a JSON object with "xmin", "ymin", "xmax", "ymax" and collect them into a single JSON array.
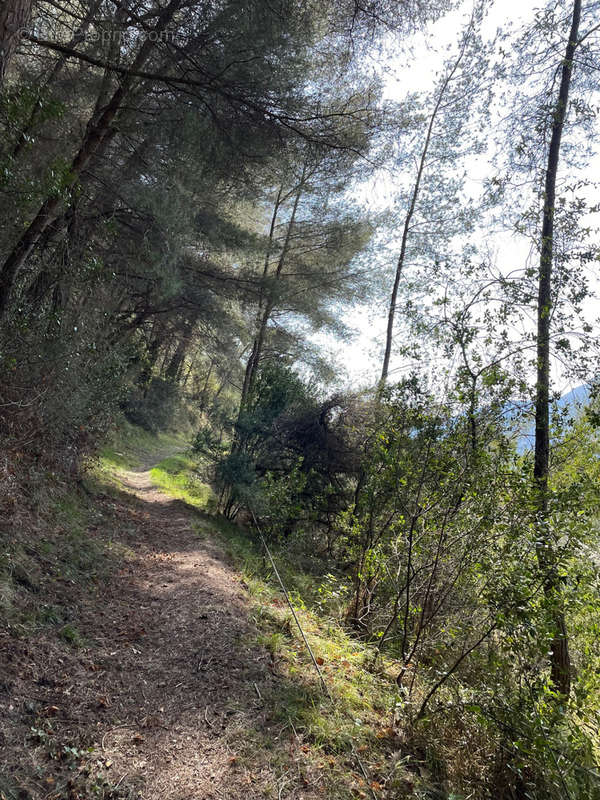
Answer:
[{"xmin": 0, "ymin": 455, "xmax": 320, "ymax": 800}]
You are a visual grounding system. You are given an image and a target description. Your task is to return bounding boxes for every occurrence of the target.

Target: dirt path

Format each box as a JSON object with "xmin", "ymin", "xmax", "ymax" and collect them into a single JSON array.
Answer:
[
  {"xmin": 91, "ymin": 461, "xmax": 274, "ymax": 799},
  {"xmin": 0, "ymin": 456, "xmax": 320, "ymax": 800}
]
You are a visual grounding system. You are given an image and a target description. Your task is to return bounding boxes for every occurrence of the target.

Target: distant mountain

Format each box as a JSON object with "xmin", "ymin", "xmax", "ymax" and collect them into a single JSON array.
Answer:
[
  {"xmin": 510, "ymin": 384, "xmax": 590, "ymax": 453},
  {"xmin": 556, "ymin": 384, "xmax": 589, "ymax": 413}
]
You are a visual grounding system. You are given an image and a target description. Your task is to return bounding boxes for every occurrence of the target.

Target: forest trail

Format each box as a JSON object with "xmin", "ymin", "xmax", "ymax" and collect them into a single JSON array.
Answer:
[{"xmin": 0, "ymin": 452, "xmax": 323, "ymax": 800}]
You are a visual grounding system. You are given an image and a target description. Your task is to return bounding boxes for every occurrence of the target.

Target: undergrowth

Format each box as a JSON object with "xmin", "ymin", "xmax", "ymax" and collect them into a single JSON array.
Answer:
[{"xmin": 0, "ymin": 482, "xmax": 130, "ymax": 639}]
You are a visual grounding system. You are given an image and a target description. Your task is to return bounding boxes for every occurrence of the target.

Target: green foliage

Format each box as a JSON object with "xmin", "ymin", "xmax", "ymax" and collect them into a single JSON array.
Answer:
[
  {"xmin": 124, "ymin": 378, "xmax": 179, "ymax": 433},
  {"xmin": 59, "ymin": 623, "xmax": 84, "ymax": 647},
  {"xmin": 0, "ymin": 315, "xmax": 130, "ymax": 472},
  {"xmin": 260, "ymin": 460, "xmax": 309, "ymax": 538},
  {"xmin": 213, "ymin": 369, "xmax": 600, "ymax": 797},
  {"xmin": 238, "ymin": 363, "xmax": 315, "ymax": 441},
  {"xmin": 215, "ymin": 449, "xmax": 262, "ymax": 515},
  {"xmin": 191, "ymin": 426, "xmax": 227, "ymax": 460},
  {"xmin": 212, "ymin": 363, "xmax": 311, "ymax": 517}
]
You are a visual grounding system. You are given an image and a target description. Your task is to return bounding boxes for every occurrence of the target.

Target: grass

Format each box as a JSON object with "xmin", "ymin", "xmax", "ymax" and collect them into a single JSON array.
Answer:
[
  {"xmin": 0, "ymin": 477, "xmax": 134, "ymax": 640},
  {"xmin": 96, "ymin": 419, "xmax": 214, "ymax": 511},
  {"xmin": 1, "ymin": 418, "xmax": 175, "ymax": 637},
  {"xmin": 150, "ymin": 454, "xmax": 215, "ymax": 510}
]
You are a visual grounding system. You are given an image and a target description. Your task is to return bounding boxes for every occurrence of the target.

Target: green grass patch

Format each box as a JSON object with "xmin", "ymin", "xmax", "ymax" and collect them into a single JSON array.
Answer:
[
  {"xmin": 59, "ymin": 623, "xmax": 85, "ymax": 647},
  {"xmin": 150, "ymin": 453, "xmax": 215, "ymax": 510}
]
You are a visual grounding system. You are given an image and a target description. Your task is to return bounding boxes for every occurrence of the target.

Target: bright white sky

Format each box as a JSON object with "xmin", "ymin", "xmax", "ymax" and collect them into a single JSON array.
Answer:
[{"xmin": 316, "ymin": 0, "xmax": 599, "ymax": 396}]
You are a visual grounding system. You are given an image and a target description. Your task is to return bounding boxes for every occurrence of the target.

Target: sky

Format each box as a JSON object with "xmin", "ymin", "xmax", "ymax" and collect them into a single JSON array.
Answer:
[{"xmin": 319, "ymin": 0, "xmax": 600, "ymax": 396}]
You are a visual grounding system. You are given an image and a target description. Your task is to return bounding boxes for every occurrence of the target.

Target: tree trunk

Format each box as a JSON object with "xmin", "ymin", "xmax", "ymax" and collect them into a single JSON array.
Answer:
[
  {"xmin": 239, "ymin": 185, "xmax": 283, "ymax": 411},
  {"xmin": 0, "ymin": 0, "xmax": 182, "ymax": 318},
  {"xmin": 239, "ymin": 171, "xmax": 305, "ymax": 415},
  {"xmin": 140, "ymin": 330, "xmax": 163, "ymax": 395},
  {"xmin": 533, "ymin": 0, "xmax": 581, "ymax": 699},
  {"xmin": 165, "ymin": 310, "xmax": 199, "ymax": 382},
  {"xmin": 0, "ymin": 0, "xmax": 33, "ymax": 86},
  {"xmin": 379, "ymin": 28, "xmax": 471, "ymax": 390},
  {"xmin": 165, "ymin": 338, "xmax": 188, "ymax": 382}
]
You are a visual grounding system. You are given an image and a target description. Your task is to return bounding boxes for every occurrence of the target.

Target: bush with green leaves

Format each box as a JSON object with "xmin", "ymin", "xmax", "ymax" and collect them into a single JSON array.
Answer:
[
  {"xmin": 215, "ymin": 363, "xmax": 317, "ymax": 518},
  {"xmin": 222, "ymin": 372, "xmax": 600, "ymax": 798},
  {"xmin": 191, "ymin": 425, "xmax": 227, "ymax": 461},
  {"xmin": 215, "ymin": 448, "xmax": 262, "ymax": 519}
]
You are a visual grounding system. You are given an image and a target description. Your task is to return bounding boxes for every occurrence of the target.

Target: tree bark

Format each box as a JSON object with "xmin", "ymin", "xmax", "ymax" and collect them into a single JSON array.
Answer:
[
  {"xmin": 199, "ymin": 360, "xmax": 214, "ymax": 412},
  {"xmin": 164, "ymin": 338, "xmax": 188, "ymax": 382},
  {"xmin": 239, "ymin": 186, "xmax": 283, "ymax": 411},
  {"xmin": 247, "ymin": 175, "xmax": 304, "ymax": 398},
  {"xmin": 0, "ymin": 0, "xmax": 33, "ymax": 86},
  {"xmin": 164, "ymin": 309, "xmax": 200, "ymax": 382},
  {"xmin": 534, "ymin": 0, "xmax": 581, "ymax": 699}
]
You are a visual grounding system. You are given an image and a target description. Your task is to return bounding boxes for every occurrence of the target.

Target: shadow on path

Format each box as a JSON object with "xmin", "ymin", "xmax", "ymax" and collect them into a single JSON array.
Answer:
[{"xmin": 0, "ymin": 457, "xmax": 327, "ymax": 800}]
